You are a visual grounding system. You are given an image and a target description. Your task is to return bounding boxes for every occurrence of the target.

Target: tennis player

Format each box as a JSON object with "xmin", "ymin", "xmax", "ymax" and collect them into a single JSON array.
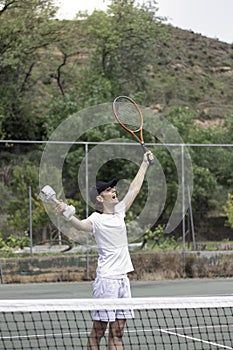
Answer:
[{"xmin": 56, "ymin": 150, "xmax": 154, "ymax": 349}]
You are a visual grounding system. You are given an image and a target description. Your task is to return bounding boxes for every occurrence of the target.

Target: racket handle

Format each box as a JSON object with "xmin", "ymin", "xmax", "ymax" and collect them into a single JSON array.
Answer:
[{"xmin": 141, "ymin": 143, "xmax": 154, "ymax": 165}]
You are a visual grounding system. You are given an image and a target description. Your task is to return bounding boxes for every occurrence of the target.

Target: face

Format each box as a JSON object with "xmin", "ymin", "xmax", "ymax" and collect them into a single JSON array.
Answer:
[{"xmin": 99, "ymin": 186, "xmax": 118, "ymax": 204}]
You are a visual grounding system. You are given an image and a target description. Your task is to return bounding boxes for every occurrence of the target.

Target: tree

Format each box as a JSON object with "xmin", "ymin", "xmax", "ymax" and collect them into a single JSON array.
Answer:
[
  {"xmin": 161, "ymin": 107, "xmax": 232, "ymax": 226},
  {"xmin": 4, "ymin": 161, "xmax": 45, "ymax": 236},
  {"xmin": 77, "ymin": 0, "xmax": 165, "ymax": 101},
  {"xmin": 0, "ymin": 0, "xmax": 58, "ymax": 140},
  {"xmin": 47, "ymin": 18, "xmax": 90, "ymax": 96}
]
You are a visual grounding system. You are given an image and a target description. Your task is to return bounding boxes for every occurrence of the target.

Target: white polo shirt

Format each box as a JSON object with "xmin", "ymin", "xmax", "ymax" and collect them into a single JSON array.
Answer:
[{"xmin": 88, "ymin": 201, "xmax": 134, "ymax": 278}]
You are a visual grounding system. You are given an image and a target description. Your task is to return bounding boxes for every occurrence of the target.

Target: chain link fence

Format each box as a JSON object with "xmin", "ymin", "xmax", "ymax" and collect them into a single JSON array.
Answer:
[{"xmin": 0, "ymin": 140, "xmax": 233, "ymax": 254}]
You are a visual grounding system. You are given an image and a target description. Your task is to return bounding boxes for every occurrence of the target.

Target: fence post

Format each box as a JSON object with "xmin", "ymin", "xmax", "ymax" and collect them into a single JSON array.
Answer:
[
  {"xmin": 85, "ymin": 143, "xmax": 90, "ymax": 280},
  {"xmin": 29, "ymin": 185, "xmax": 33, "ymax": 256},
  {"xmin": 181, "ymin": 144, "xmax": 186, "ymax": 276},
  {"xmin": 0, "ymin": 261, "xmax": 4, "ymax": 284}
]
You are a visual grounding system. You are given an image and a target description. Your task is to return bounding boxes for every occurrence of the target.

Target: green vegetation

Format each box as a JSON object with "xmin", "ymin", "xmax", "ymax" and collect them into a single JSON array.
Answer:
[
  {"xmin": 223, "ymin": 194, "xmax": 233, "ymax": 228},
  {"xmin": 0, "ymin": 0, "xmax": 233, "ymax": 254},
  {"xmin": 0, "ymin": 233, "xmax": 30, "ymax": 254}
]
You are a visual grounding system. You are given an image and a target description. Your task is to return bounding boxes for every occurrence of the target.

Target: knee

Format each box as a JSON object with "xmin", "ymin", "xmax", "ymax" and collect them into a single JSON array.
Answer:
[
  {"xmin": 93, "ymin": 328, "xmax": 106, "ymax": 341},
  {"xmin": 109, "ymin": 321, "xmax": 125, "ymax": 339},
  {"xmin": 90, "ymin": 322, "xmax": 107, "ymax": 341}
]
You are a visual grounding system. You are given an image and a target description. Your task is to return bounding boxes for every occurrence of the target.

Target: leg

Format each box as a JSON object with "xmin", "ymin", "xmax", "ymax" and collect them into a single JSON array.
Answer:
[
  {"xmin": 108, "ymin": 319, "xmax": 126, "ymax": 350},
  {"xmin": 87, "ymin": 320, "xmax": 108, "ymax": 350}
]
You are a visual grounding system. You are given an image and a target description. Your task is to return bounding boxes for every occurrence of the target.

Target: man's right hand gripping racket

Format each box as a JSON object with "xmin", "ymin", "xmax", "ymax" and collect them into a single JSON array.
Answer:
[{"xmin": 112, "ymin": 96, "xmax": 154, "ymax": 165}]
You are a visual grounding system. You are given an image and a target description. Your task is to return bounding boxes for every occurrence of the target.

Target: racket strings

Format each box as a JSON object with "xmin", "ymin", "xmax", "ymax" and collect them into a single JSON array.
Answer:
[{"xmin": 115, "ymin": 100, "xmax": 141, "ymax": 131}]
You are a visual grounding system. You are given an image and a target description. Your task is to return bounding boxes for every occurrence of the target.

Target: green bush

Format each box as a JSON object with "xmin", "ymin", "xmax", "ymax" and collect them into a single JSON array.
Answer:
[
  {"xmin": 143, "ymin": 225, "xmax": 176, "ymax": 250},
  {"xmin": 0, "ymin": 233, "xmax": 30, "ymax": 252}
]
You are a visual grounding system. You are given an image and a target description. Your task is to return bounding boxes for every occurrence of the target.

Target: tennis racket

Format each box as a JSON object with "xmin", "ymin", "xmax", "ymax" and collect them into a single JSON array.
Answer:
[{"xmin": 112, "ymin": 96, "xmax": 154, "ymax": 165}]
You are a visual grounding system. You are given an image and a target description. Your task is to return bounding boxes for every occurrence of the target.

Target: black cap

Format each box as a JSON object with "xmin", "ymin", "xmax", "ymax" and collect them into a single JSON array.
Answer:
[{"xmin": 90, "ymin": 179, "xmax": 118, "ymax": 203}]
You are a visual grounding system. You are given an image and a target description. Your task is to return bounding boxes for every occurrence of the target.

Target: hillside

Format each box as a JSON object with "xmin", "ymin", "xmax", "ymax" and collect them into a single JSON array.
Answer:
[
  {"xmin": 148, "ymin": 25, "xmax": 233, "ymax": 122},
  {"xmin": 33, "ymin": 21, "xmax": 233, "ymax": 126}
]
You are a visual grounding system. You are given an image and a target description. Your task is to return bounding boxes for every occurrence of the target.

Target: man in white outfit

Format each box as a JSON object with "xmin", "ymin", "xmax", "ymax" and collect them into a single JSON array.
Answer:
[{"xmin": 56, "ymin": 150, "xmax": 154, "ymax": 349}]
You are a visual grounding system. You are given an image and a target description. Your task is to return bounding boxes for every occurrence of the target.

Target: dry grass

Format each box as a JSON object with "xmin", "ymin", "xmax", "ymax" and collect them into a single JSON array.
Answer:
[{"xmin": 130, "ymin": 252, "xmax": 233, "ymax": 280}]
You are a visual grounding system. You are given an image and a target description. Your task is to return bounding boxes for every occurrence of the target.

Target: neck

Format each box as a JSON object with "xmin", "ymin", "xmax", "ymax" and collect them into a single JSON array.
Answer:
[
  {"xmin": 103, "ymin": 208, "xmax": 114, "ymax": 214},
  {"xmin": 103, "ymin": 203, "xmax": 115, "ymax": 214}
]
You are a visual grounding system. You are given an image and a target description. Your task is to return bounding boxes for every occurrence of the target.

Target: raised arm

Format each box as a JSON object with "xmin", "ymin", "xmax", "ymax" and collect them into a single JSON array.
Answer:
[{"xmin": 123, "ymin": 150, "xmax": 154, "ymax": 212}]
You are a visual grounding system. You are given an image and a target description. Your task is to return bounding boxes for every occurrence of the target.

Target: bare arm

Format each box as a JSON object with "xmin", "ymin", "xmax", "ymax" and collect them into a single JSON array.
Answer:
[
  {"xmin": 69, "ymin": 216, "xmax": 93, "ymax": 232},
  {"xmin": 123, "ymin": 150, "xmax": 154, "ymax": 212}
]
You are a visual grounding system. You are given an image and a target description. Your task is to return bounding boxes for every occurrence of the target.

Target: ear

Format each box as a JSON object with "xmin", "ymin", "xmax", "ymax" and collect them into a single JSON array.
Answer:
[{"xmin": 96, "ymin": 195, "xmax": 104, "ymax": 203}]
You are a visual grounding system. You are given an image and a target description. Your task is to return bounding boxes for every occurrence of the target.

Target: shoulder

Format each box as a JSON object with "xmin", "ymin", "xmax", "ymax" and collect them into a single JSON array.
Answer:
[{"xmin": 88, "ymin": 211, "xmax": 101, "ymax": 222}]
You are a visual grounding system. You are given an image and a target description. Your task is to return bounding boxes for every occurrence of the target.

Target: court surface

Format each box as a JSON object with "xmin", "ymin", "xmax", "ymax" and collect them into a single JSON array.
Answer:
[
  {"xmin": 0, "ymin": 277, "xmax": 233, "ymax": 299},
  {"xmin": 0, "ymin": 278, "xmax": 233, "ymax": 349}
]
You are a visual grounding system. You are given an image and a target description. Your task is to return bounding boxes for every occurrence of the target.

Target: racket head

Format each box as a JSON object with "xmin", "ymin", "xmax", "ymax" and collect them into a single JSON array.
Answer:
[
  {"xmin": 112, "ymin": 96, "xmax": 144, "ymax": 142},
  {"xmin": 113, "ymin": 96, "xmax": 154, "ymax": 165}
]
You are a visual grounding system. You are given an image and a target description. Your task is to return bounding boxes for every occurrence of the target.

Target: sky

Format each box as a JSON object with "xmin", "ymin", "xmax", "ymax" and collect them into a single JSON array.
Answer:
[{"xmin": 55, "ymin": 0, "xmax": 233, "ymax": 44}]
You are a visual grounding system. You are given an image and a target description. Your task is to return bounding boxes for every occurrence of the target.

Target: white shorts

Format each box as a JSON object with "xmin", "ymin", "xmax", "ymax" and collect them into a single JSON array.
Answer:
[{"xmin": 92, "ymin": 276, "xmax": 134, "ymax": 322}]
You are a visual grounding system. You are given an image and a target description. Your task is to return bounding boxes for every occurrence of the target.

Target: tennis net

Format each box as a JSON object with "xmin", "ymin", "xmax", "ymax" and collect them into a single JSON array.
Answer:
[{"xmin": 0, "ymin": 296, "xmax": 232, "ymax": 349}]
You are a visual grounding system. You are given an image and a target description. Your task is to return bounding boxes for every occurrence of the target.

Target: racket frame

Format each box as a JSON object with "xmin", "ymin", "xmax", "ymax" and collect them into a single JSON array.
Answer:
[
  {"xmin": 112, "ymin": 95, "xmax": 145, "ymax": 147},
  {"xmin": 112, "ymin": 96, "xmax": 154, "ymax": 165}
]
